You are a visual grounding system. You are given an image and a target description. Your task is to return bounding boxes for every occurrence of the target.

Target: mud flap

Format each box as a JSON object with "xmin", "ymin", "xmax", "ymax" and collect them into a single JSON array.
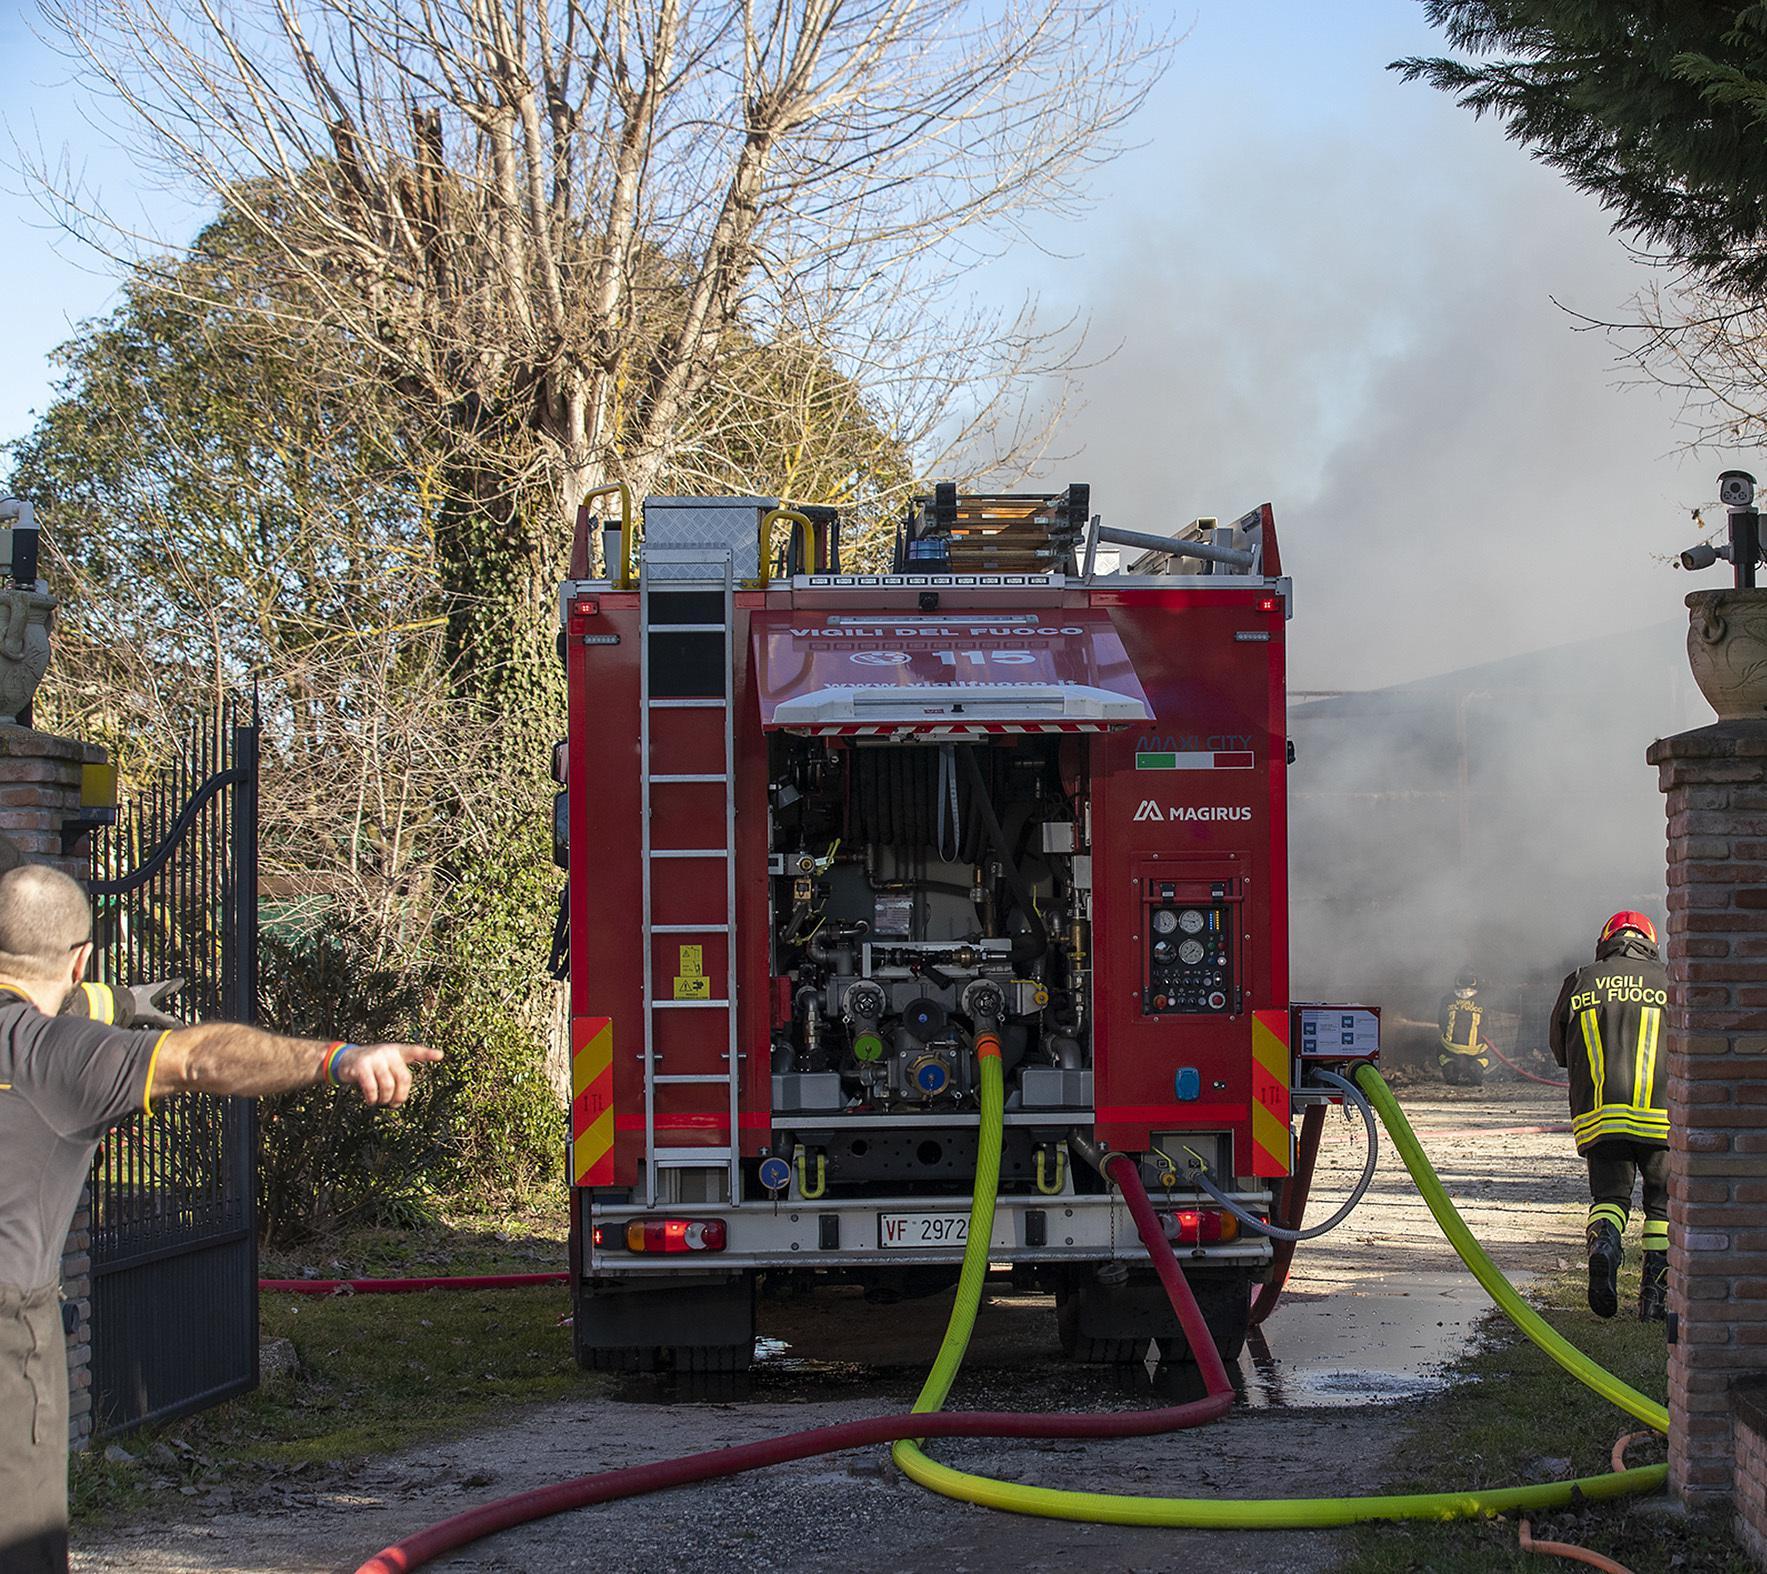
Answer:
[
  {"xmin": 573, "ymin": 1273, "xmax": 755, "ymax": 1376},
  {"xmin": 1058, "ymin": 1269, "xmax": 1251, "ymax": 1366}
]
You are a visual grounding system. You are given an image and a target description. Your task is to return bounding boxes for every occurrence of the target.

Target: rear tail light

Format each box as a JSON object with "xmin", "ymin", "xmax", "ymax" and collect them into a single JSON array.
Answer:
[
  {"xmin": 624, "ymin": 1218, "xmax": 728, "ymax": 1254},
  {"xmin": 1161, "ymin": 1207, "xmax": 1238, "ymax": 1245}
]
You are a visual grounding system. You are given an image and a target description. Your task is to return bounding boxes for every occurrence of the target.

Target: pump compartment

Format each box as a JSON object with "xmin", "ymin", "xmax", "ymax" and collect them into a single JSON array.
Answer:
[{"xmin": 559, "ymin": 488, "xmax": 1293, "ymax": 1374}]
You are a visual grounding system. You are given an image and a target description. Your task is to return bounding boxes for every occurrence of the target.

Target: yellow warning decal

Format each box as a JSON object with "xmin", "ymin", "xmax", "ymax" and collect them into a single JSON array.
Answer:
[
  {"xmin": 672, "ymin": 974, "xmax": 711, "ymax": 1000},
  {"xmin": 677, "ymin": 944, "xmax": 703, "ymax": 978}
]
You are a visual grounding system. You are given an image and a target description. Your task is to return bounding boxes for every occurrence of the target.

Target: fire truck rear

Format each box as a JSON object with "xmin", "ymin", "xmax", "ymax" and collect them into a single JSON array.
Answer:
[{"xmin": 556, "ymin": 484, "xmax": 1321, "ymax": 1374}]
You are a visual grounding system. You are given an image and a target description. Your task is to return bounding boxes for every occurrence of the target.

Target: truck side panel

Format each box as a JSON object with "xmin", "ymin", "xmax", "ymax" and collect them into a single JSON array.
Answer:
[{"xmin": 1090, "ymin": 587, "xmax": 1289, "ymax": 1173}]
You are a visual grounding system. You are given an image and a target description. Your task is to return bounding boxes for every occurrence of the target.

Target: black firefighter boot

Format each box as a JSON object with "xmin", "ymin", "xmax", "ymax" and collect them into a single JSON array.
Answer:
[
  {"xmin": 1638, "ymin": 1251, "xmax": 1669, "ymax": 1323},
  {"xmin": 1587, "ymin": 1219, "xmax": 1623, "ymax": 1319}
]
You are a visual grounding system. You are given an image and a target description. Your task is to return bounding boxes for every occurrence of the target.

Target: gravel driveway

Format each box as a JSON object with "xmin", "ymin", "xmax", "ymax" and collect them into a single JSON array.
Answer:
[{"xmin": 76, "ymin": 1079, "xmax": 1592, "ymax": 1574}]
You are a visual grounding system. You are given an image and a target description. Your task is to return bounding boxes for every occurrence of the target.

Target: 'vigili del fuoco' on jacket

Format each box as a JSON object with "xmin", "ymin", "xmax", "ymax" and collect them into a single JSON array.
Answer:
[{"xmin": 1548, "ymin": 934, "xmax": 1668, "ymax": 1151}]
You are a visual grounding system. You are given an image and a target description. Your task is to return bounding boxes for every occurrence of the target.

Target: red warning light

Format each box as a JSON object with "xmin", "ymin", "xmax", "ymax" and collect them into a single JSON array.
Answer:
[{"xmin": 1162, "ymin": 1208, "xmax": 1238, "ymax": 1245}]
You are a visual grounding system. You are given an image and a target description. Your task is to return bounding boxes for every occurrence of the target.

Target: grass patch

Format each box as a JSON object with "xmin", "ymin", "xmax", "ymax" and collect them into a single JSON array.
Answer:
[
  {"xmin": 72, "ymin": 1206, "xmax": 596, "ymax": 1528},
  {"xmin": 1339, "ymin": 1254, "xmax": 1748, "ymax": 1573}
]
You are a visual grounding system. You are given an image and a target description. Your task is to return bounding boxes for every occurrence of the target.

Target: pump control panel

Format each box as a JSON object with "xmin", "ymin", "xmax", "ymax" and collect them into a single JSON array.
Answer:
[{"xmin": 1144, "ymin": 899, "xmax": 1234, "ymax": 1015}]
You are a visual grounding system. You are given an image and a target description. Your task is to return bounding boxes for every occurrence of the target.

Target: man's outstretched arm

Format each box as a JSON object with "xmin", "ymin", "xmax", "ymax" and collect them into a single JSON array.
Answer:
[{"xmin": 149, "ymin": 1024, "xmax": 440, "ymax": 1107}]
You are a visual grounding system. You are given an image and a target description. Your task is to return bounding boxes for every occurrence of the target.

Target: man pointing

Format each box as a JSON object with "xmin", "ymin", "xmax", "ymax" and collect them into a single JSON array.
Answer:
[{"xmin": 0, "ymin": 864, "xmax": 440, "ymax": 1574}]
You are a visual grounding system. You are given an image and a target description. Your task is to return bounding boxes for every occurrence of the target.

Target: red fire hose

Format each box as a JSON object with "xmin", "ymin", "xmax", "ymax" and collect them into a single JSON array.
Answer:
[
  {"xmin": 354, "ymin": 1159, "xmax": 1234, "ymax": 1574},
  {"xmin": 1249, "ymin": 1100, "xmax": 1327, "ymax": 1327},
  {"xmin": 259, "ymin": 1273, "xmax": 567, "ymax": 1295},
  {"xmin": 1480, "ymin": 1037, "xmax": 1569, "ymax": 1090}
]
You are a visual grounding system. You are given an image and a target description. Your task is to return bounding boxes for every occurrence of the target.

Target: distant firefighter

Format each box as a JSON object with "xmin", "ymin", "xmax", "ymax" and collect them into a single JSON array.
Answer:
[
  {"xmin": 1437, "ymin": 970, "xmax": 1490, "ymax": 1086},
  {"xmin": 1550, "ymin": 911, "xmax": 1669, "ymax": 1321}
]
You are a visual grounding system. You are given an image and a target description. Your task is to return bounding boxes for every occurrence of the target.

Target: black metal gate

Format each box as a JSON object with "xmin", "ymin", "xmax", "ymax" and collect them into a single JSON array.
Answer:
[{"xmin": 84, "ymin": 703, "xmax": 260, "ymax": 1438}]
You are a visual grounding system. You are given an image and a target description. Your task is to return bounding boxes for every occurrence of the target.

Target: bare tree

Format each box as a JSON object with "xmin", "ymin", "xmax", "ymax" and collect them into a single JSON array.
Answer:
[
  {"xmin": 37, "ymin": 0, "xmax": 1166, "ymax": 530},
  {"xmin": 23, "ymin": 0, "xmax": 1168, "ymax": 1199},
  {"xmin": 1607, "ymin": 282, "xmax": 1767, "ymax": 455}
]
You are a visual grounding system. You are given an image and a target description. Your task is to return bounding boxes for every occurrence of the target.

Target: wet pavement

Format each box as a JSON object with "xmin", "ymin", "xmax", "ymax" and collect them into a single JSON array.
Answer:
[{"xmin": 75, "ymin": 1079, "xmax": 1593, "ymax": 1573}]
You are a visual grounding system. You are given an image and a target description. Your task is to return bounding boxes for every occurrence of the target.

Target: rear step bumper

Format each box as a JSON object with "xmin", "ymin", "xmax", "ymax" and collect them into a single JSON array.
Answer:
[{"xmin": 587, "ymin": 1191, "xmax": 1274, "ymax": 1272}]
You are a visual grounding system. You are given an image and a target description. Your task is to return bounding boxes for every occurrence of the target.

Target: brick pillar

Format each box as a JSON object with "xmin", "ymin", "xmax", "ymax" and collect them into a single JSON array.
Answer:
[
  {"xmin": 0, "ymin": 724, "xmax": 107, "ymax": 1450},
  {"xmin": 1650, "ymin": 720, "xmax": 1767, "ymax": 1514}
]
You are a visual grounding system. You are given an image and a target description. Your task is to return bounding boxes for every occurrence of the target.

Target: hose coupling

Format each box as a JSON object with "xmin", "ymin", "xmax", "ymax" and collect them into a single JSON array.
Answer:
[{"xmin": 1067, "ymin": 1130, "xmax": 1116, "ymax": 1178}]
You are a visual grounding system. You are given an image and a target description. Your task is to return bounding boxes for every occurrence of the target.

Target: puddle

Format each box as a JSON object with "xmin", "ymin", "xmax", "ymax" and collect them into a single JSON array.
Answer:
[{"xmin": 1236, "ymin": 1268, "xmax": 1519, "ymax": 1409}]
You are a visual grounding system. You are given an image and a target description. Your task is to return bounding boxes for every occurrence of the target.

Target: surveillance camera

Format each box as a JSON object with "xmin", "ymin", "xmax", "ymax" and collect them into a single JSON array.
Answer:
[
  {"xmin": 1719, "ymin": 469, "xmax": 1757, "ymax": 508},
  {"xmin": 1680, "ymin": 540, "xmax": 1734, "ymax": 571}
]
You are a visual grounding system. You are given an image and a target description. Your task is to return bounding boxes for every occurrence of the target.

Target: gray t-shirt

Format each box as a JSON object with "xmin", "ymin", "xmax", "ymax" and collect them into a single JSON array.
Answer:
[{"xmin": 0, "ymin": 989, "xmax": 161, "ymax": 1291}]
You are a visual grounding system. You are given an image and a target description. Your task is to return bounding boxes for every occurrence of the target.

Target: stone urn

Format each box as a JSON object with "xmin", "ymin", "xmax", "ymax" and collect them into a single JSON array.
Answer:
[
  {"xmin": 0, "ymin": 585, "xmax": 56, "ymax": 724},
  {"xmin": 1687, "ymin": 588, "xmax": 1767, "ymax": 718}
]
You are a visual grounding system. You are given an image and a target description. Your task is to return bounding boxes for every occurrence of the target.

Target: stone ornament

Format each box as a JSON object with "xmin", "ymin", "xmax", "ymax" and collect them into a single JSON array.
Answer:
[
  {"xmin": 0, "ymin": 583, "xmax": 55, "ymax": 725},
  {"xmin": 1687, "ymin": 588, "xmax": 1767, "ymax": 719}
]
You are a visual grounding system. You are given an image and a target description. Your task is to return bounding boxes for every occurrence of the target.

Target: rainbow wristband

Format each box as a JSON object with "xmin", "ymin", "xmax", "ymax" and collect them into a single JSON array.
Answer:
[{"xmin": 322, "ymin": 1042, "xmax": 355, "ymax": 1085}]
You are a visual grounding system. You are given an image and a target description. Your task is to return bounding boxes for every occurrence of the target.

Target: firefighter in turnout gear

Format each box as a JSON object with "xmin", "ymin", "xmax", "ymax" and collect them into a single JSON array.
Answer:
[
  {"xmin": 1437, "ymin": 971, "xmax": 1490, "ymax": 1086},
  {"xmin": 1550, "ymin": 911, "xmax": 1669, "ymax": 1322}
]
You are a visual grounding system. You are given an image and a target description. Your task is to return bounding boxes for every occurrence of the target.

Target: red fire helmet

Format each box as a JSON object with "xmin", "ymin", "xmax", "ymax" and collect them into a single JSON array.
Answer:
[{"xmin": 1599, "ymin": 910, "xmax": 1658, "ymax": 948}]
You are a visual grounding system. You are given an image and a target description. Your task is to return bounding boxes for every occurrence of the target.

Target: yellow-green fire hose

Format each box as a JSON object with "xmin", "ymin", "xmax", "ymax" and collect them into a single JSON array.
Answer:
[{"xmin": 892, "ymin": 1057, "xmax": 1667, "ymax": 1525}]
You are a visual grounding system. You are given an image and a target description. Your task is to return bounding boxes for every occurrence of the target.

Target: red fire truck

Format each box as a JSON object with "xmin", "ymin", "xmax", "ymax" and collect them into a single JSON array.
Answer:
[{"xmin": 556, "ymin": 484, "xmax": 1318, "ymax": 1374}]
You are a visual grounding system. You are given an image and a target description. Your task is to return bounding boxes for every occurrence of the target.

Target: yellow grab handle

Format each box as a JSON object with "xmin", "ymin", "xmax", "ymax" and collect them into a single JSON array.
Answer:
[
  {"xmin": 760, "ymin": 508, "xmax": 816, "ymax": 585},
  {"xmin": 580, "ymin": 483, "xmax": 635, "ymax": 587}
]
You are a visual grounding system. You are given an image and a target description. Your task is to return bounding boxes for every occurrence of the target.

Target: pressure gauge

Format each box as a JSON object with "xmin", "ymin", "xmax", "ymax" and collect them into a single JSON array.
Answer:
[
  {"xmin": 1178, "ymin": 938, "xmax": 1206, "ymax": 966},
  {"xmin": 1152, "ymin": 909, "xmax": 1179, "ymax": 935},
  {"xmin": 1178, "ymin": 909, "xmax": 1206, "ymax": 935}
]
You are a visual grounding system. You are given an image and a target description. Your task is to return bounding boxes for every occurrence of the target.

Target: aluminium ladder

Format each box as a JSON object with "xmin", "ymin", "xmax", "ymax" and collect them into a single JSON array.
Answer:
[{"xmin": 638, "ymin": 544, "xmax": 742, "ymax": 1207}]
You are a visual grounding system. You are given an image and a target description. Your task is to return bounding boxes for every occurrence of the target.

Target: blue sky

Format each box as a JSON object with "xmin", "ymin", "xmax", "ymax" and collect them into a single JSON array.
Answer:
[
  {"xmin": 1, "ymin": 0, "xmax": 133, "ymax": 436},
  {"xmin": 0, "ymin": 1, "xmax": 1716, "ymax": 692}
]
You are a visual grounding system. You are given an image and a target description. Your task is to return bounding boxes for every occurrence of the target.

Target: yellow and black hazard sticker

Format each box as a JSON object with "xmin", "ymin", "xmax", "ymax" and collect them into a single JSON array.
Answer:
[
  {"xmin": 672, "ymin": 943, "xmax": 709, "ymax": 1000},
  {"xmin": 1249, "ymin": 1009, "xmax": 1292, "ymax": 1178},
  {"xmin": 571, "ymin": 1016, "xmax": 614, "ymax": 1186}
]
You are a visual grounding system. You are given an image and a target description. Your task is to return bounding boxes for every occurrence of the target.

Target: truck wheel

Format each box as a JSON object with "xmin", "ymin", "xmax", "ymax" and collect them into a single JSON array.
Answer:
[
  {"xmin": 1057, "ymin": 1269, "xmax": 1251, "ymax": 1366},
  {"xmin": 573, "ymin": 1274, "xmax": 756, "ymax": 1378}
]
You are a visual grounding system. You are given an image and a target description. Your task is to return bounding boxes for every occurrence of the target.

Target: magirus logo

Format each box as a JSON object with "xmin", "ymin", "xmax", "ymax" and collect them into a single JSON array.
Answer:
[{"xmin": 1133, "ymin": 801, "xmax": 1252, "ymax": 823}]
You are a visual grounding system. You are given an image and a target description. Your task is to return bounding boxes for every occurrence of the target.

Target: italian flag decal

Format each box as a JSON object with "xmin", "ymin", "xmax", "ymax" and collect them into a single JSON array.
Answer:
[{"xmin": 1136, "ymin": 750, "xmax": 1254, "ymax": 770}]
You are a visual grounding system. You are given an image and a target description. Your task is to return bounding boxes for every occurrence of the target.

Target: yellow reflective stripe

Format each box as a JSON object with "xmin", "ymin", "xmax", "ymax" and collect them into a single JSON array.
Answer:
[
  {"xmin": 1575, "ymin": 1105, "xmax": 1669, "ymax": 1130},
  {"xmin": 141, "ymin": 1030, "xmax": 172, "ymax": 1118},
  {"xmin": 1582, "ymin": 1009, "xmax": 1604, "ymax": 1107},
  {"xmin": 81, "ymin": 982, "xmax": 116, "ymax": 1025},
  {"xmin": 1574, "ymin": 1111, "xmax": 1669, "ymax": 1144},
  {"xmin": 1632, "ymin": 1007, "xmax": 1660, "ymax": 1112},
  {"xmin": 1575, "ymin": 1109, "xmax": 1668, "ymax": 1131},
  {"xmin": 1587, "ymin": 1203, "xmax": 1628, "ymax": 1231}
]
